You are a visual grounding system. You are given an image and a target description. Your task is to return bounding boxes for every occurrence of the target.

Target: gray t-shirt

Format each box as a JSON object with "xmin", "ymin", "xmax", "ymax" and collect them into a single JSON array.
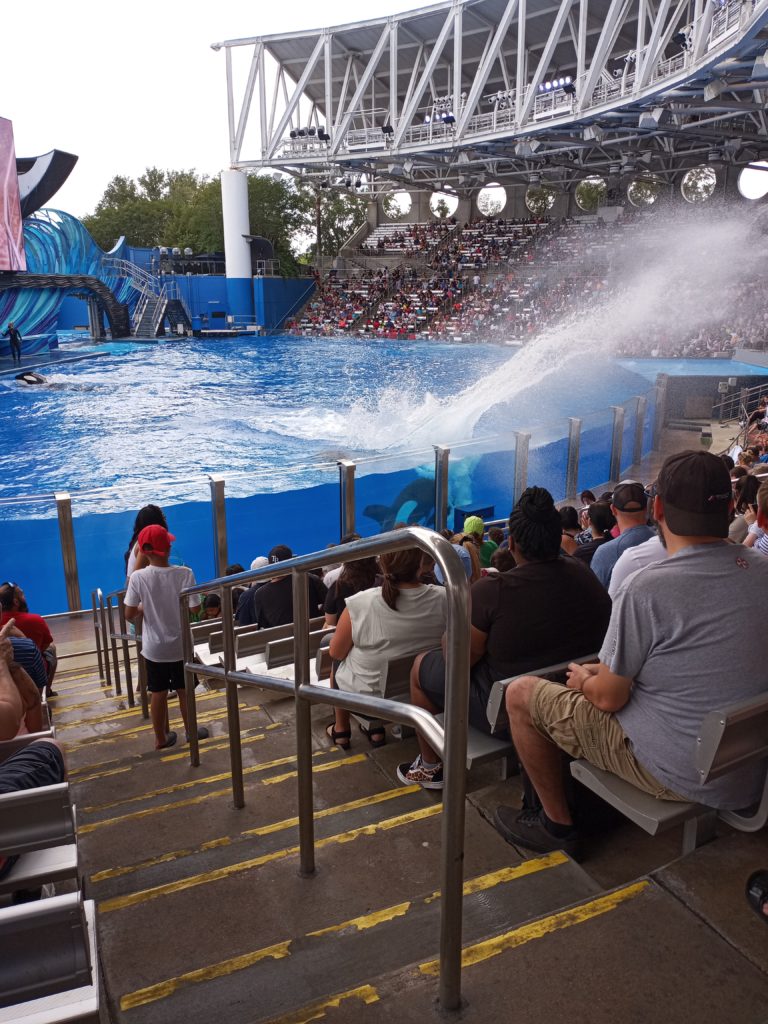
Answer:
[{"xmin": 601, "ymin": 542, "xmax": 768, "ymax": 809}]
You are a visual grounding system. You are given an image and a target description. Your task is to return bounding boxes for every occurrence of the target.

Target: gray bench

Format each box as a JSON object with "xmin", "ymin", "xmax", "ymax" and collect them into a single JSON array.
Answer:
[
  {"xmin": 265, "ymin": 628, "xmax": 336, "ymax": 670},
  {"xmin": 570, "ymin": 692, "xmax": 768, "ymax": 854},
  {"xmin": 0, "ymin": 781, "xmax": 77, "ymax": 897},
  {"xmin": 207, "ymin": 616, "xmax": 326, "ymax": 658},
  {"xmin": 0, "ymin": 892, "xmax": 99, "ymax": 1021}
]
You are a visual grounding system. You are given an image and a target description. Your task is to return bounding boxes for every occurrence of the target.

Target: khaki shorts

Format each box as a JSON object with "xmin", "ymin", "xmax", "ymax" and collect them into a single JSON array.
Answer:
[{"xmin": 529, "ymin": 680, "xmax": 686, "ymax": 802}]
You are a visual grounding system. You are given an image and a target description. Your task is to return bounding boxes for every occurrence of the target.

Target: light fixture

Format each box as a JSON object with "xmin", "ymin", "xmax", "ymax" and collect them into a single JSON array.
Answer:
[
  {"xmin": 381, "ymin": 124, "xmax": 394, "ymax": 135},
  {"xmin": 563, "ymin": 82, "xmax": 576, "ymax": 95},
  {"xmin": 318, "ymin": 130, "xmax": 331, "ymax": 142},
  {"xmin": 298, "ymin": 128, "xmax": 307, "ymax": 138},
  {"xmin": 355, "ymin": 176, "xmax": 362, "ymax": 188},
  {"xmin": 442, "ymin": 112, "xmax": 456, "ymax": 124},
  {"xmin": 289, "ymin": 130, "xmax": 298, "ymax": 139},
  {"xmin": 424, "ymin": 114, "xmax": 432, "ymax": 124},
  {"xmin": 308, "ymin": 126, "xmax": 317, "ymax": 137}
]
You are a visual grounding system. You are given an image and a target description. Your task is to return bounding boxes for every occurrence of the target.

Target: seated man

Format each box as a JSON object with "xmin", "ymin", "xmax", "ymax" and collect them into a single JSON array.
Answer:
[
  {"xmin": 236, "ymin": 545, "xmax": 326, "ymax": 629},
  {"xmin": 400, "ymin": 487, "xmax": 612, "ymax": 790},
  {"xmin": 590, "ymin": 481, "xmax": 655, "ymax": 589},
  {"xmin": 494, "ymin": 451, "xmax": 768, "ymax": 857},
  {"xmin": 0, "ymin": 583, "xmax": 58, "ymax": 698}
]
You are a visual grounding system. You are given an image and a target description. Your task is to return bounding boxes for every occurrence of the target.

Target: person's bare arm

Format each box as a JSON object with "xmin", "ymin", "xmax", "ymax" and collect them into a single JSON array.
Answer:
[
  {"xmin": 566, "ymin": 661, "xmax": 633, "ymax": 712},
  {"xmin": 0, "ymin": 622, "xmax": 24, "ymax": 739},
  {"xmin": 328, "ymin": 608, "xmax": 353, "ymax": 661},
  {"xmin": 10, "ymin": 663, "xmax": 43, "ymax": 734},
  {"xmin": 124, "ymin": 602, "xmax": 142, "ymax": 624}
]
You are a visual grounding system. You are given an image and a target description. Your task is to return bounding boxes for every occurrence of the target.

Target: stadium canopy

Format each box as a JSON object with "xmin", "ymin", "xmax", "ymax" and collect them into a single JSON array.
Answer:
[{"xmin": 213, "ymin": 0, "xmax": 768, "ymax": 194}]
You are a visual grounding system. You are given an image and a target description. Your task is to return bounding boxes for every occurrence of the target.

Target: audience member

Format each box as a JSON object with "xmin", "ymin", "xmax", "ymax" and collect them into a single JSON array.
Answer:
[
  {"xmin": 0, "ymin": 584, "xmax": 58, "ymax": 699},
  {"xmin": 571, "ymin": 502, "xmax": 616, "ymax": 567},
  {"xmin": 494, "ymin": 450, "xmax": 767, "ymax": 856},
  {"xmin": 590, "ymin": 482, "xmax": 654, "ymax": 589},
  {"xmin": 236, "ymin": 545, "xmax": 326, "ymax": 628},
  {"xmin": 124, "ymin": 504, "xmax": 168, "ymax": 582}
]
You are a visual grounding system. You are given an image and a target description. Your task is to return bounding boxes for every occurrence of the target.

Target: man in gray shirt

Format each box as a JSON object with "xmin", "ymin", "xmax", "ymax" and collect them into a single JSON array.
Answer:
[
  {"xmin": 494, "ymin": 450, "xmax": 768, "ymax": 857},
  {"xmin": 590, "ymin": 480, "xmax": 655, "ymax": 589}
]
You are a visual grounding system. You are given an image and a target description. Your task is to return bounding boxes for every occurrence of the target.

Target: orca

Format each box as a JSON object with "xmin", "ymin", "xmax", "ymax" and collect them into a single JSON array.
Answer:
[
  {"xmin": 363, "ymin": 477, "xmax": 436, "ymax": 532},
  {"xmin": 15, "ymin": 371, "xmax": 47, "ymax": 385}
]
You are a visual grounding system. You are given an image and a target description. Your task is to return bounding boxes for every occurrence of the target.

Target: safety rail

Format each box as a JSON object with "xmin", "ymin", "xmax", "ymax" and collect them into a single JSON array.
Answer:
[
  {"xmin": 91, "ymin": 588, "xmax": 148, "ymax": 718},
  {"xmin": 179, "ymin": 525, "xmax": 470, "ymax": 1011}
]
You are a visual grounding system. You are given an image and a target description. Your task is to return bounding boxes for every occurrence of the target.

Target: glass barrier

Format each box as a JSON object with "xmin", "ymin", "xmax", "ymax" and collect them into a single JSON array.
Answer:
[
  {"xmin": 621, "ymin": 398, "xmax": 638, "ymax": 476},
  {"xmin": 577, "ymin": 408, "xmax": 614, "ymax": 495},
  {"xmin": 643, "ymin": 388, "xmax": 657, "ymax": 457},
  {"xmin": 527, "ymin": 432, "xmax": 570, "ymax": 504},
  {"xmin": 444, "ymin": 434, "xmax": 518, "ymax": 532},
  {"xmin": 0, "ymin": 495, "xmax": 68, "ymax": 616},
  {"xmin": 355, "ymin": 447, "xmax": 437, "ymax": 537}
]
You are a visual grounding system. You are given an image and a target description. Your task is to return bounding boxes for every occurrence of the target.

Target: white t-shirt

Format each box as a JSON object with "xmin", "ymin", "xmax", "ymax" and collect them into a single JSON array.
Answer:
[
  {"xmin": 124, "ymin": 565, "xmax": 200, "ymax": 662},
  {"xmin": 608, "ymin": 535, "xmax": 666, "ymax": 598},
  {"xmin": 335, "ymin": 585, "xmax": 447, "ymax": 696}
]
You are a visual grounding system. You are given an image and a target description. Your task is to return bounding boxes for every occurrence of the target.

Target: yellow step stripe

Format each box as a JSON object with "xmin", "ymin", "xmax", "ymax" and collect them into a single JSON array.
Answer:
[
  {"xmin": 80, "ymin": 755, "xmax": 366, "ymax": 835},
  {"xmin": 56, "ymin": 689, "xmax": 227, "ymax": 728},
  {"xmin": 119, "ymin": 852, "xmax": 564, "ymax": 1011},
  {"xmin": 65, "ymin": 703, "xmax": 262, "ymax": 751},
  {"xmin": 99, "ymin": 804, "xmax": 441, "ymax": 914},
  {"xmin": 419, "ymin": 880, "xmax": 650, "ymax": 975},
  {"xmin": 91, "ymin": 785, "xmax": 421, "ymax": 883},
  {"xmin": 262, "ymin": 985, "xmax": 380, "ymax": 1024}
]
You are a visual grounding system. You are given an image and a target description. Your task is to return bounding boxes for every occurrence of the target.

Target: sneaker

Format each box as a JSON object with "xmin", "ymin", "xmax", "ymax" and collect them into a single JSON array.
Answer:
[
  {"xmin": 493, "ymin": 806, "xmax": 580, "ymax": 859},
  {"xmin": 397, "ymin": 756, "xmax": 444, "ymax": 790}
]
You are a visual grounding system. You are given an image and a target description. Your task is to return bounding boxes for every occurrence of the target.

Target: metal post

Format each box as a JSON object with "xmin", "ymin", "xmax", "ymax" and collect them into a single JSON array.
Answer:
[
  {"xmin": 633, "ymin": 396, "xmax": 647, "ymax": 469},
  {"xmin": 338, "ymin": 459, "xmax": 356, "ymax": 539},
  {"xmin": 609, "ymin": 405, "xmax": 625, "ymax": 483},
  {"xmin": 105, "ymin": 596, "xmax": 122, "ymax": 697},
  {"xmin": 116, "ymin": 593, "xmax": 136, "ymax": 708},
  {"xmin": 652, "ymin": 374, "xmax": 669, "ymax": 451},
  {"xmin": 182, "ymin": 592, "xmax": 199, "ymax": 767},
  {"xmin": 293, "ymin": 570, "xmax": 315, "ymax": 876},
  {"xmin": 136, "ymin": 636, "xmax": 149, "ymax": 719},
  {"xmin": 222, "ymin": 585, "xmax": 244, "ymax": 806},
  {"xmin": 208, "ymin": 474, "xmax": 228, "ymax": 578},
  {"xmin": 513, "ymin": 431, "xmax": 530, "ymax": 505},
  {"xmin": 564, "ymin": 418, "xmax": 582, "ymax": 501},
  {"xmin": 91, "ymin": 590, "xmax": 105, "ymax": 682},
  {"xmin": 54, "ymin": 492, "xmax": 81, "ymax": 612},
  {"xmin": 433, "ymin": 445, "xmax": 450, "ymax": 533},
  {"xmin": 97, "ymin": 591, "xmax": 114, "ymax": 692}
]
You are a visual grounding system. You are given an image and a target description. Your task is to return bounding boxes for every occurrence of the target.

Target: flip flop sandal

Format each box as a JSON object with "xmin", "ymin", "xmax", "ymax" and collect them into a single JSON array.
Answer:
[
  {"xmin": 186, "ymin": 727, "xmax": 210, "ymax": 741},
  {"xmin": 360, "ymin": 724, "xmax": 386, "ymax": 748},
  {"xmin": 156, "ymin": 731, "xmax": 178, "ymax": 750},
  {"xmin": 326, "ymin": 722, "xmax": 351, "ymax": 750}
]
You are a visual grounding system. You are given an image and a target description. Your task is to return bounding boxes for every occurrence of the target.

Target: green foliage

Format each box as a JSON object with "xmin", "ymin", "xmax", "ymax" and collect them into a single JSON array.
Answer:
[
  {"xmin": 432, "ymin": 196, "xmax": 451, "ymax": 220},
  {"xmin": 627, "ymin": 178, "xmax": 662, "ymax": 207},
  {"xmin": 575, "ymin": 177, "xmax": 607, "ymax": 213},
  {"xmin": 297, "ymin": 186, "xmax": 368, "ymax": 259},
  {"xmin": 525, "ymin": 186, "xmax": 557, "ymax": 216}
]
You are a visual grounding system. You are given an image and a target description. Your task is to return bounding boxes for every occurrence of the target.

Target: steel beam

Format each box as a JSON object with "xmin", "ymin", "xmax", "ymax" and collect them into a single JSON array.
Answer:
[
  {"xmin": 457, "ymin": 0, "xmax": 519, "ymax": 139},
  {"xmin": 393, "ymin": 7, "xmax": 458, "ymax": 147},
  {"xmin": 267, "ymin": 34, "xmax": 326, "ymax": 159}
]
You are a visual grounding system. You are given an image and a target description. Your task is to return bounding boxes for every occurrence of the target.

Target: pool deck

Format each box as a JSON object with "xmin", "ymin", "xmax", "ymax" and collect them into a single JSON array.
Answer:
[{"xmin": 0, "ymin": 350, "xmax": 106, "ymax": 378}]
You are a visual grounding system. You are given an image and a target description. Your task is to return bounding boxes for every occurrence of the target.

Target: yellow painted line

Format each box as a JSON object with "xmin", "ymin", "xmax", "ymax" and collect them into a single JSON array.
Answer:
[
  {"xmin": 91, "ymin": 785, "xmax": 420, "ymax": 882},
  {"xmin": 262, "ymin": 985, "xmax": 380, "ymax": 1024},
  {"xmin": 65, "ymin": 703, "xmax": 262, "ymax": 751},
  {"xmin": 118, "ymin": 850, "xmax": 563, "ymax": 1011},
  {"xmin": 419, "ymin": 880, "xmax": 650, "ymax": 975},
  {"xmin": 69, "ymin": 725, "xmax": 274, "ymax": 779},
  {"xmin": 80, "ymin": 755, "xmax": 365, "ymax": 835},
  {"xmin": 56, "ymin": 690, "xmax": 225, "ymax": 728},
  {"xmin": 99, "ymin": 803, "xmax": 441, "ymax": 913}
]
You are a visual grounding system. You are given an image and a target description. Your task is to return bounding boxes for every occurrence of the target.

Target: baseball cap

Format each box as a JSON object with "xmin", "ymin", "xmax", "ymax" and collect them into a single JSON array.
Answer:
[
  {"xmin": 462, "ymin": 515, "xmax": 485, "ymax": 537},
  {"xmin": 268, "ymin": 545, "xmax": 293, "ymax": 564},
  {"xmin": 137, "ymin": 524, "xmax": 176, "ymax": 555},
  {"xmin": 250, "ymin": 556, "xmax": 269, "ymax": 570},
  {"xmin": 612, "ymin": 480, "xmax": 647, "ymax": 513},
  {"xmin": 657, "ymin": 450, "xmax": 732, "ymax": 538}
]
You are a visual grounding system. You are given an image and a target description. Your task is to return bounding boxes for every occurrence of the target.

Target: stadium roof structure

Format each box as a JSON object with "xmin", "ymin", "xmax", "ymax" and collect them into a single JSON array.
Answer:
[{"xmin": 213, "ymin": 0, "xmax": 768, "ymax": 195}]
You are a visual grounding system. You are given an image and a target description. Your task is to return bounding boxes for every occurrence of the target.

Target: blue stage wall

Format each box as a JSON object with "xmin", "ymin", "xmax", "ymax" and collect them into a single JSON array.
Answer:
[{"xmin": 254, "ymin": 277, "xmax": 315, "ymax": 330}]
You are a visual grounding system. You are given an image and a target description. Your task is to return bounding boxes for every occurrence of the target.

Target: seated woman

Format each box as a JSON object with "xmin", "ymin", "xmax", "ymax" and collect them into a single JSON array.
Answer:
[
  {"xmin": 326, "ymin": 548, "xmax": 447, "ymax": 750},
  {"xmin": 323, "ymin": 553, "xmax": 378, "ymax": 626}
]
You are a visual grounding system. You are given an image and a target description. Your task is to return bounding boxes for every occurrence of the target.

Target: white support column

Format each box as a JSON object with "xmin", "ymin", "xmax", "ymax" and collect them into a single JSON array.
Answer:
[
  {"xmin": 635, "ymin": 0, "xmax": 674, "ymax": 89},
  {"xmin": 453, "ymin": 4, "xmax": 463, "ymax": 112},
  {"xmin": 578, "ymin": 0, "xmax": 631, "ymax": 110},
  {"xmin": 390, "ymin": 20, "xmax": 399, "ymax": 126},
  {"xmin": 456, "ymin": 0, "xmax": 519, "ymax": 139},
  {"xmin": 577, "ymin": 0, "xmax": 589, "ymax": 83},
  {"xmin": 325, "ymin": 31, "xmax": 334, "ymax": 134},
  {"xmin": 259, "ymin": 45, "xmax": 268, "ymax": 159},
  {"xmin": 221, "ymin": 168, "xmax": 253, "ymax": 318},
  {"xmin": 225, "ymin": 47, "xmax": 236, "ymax": 164}
]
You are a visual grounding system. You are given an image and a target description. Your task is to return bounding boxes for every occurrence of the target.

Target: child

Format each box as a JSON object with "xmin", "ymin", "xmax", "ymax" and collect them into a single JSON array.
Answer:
[{"xmin": 124, "ymin": 525, "xmax": 208, "ymax": 750}]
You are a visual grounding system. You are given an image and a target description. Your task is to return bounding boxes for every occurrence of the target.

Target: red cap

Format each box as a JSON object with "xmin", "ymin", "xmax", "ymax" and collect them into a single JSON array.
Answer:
[{"xmin": 137, "ymin": 524, "xmax": 176, "ymax": 555}]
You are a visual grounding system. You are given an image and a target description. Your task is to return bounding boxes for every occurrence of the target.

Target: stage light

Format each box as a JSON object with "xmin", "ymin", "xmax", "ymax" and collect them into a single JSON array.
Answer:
[
  {"xmin": 308, "ymin": 127, "xmax": 316, "ymax": 136},
  {"xmin": 544, "ymin": 81, "xmax": 552, "ymax": 90},
  {"xmin": 672, "ymin": 32, "xmax": 688, "ymax": 49},
  {"xmin": 565, "ymin": 76, "xmax": 572, "ymax": 84},
  {"xmin": 442, "ymin": 112, "xmax": 456, "ymax": 124},
  {"xmin": 318, "ymin": 131, "xmax": 331, "ymax": 142},
  {"xmin": 381, "ymin": 124, "xmax": 394, "ymax": 135},
  {"xmin": 355, "ymin": 177, "xmax": 362, "ymax": 188},
  {"xmin": 289, "ymin": 130, "xmax": 298, "ymax": 139},
  {"xmin": 563, "ymin": 82, "xmax": 576, "ymax": 95},
  {"xmin": 344, "ymin": 177, "xmax": 352, "ymax": 187},
  {"xmin": 298, "ymin": 128, "xmax": 307, "ymax": 138},
  {"xmin": 424, "ymin": 114, "xmax": 432, "ymax": 124}
]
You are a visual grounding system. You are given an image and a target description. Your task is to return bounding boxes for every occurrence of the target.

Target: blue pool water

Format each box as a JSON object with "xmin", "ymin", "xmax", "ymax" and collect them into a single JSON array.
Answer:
[{"xmin": 0, "ymin": 332, "xmax": 712, "ymax": 613}]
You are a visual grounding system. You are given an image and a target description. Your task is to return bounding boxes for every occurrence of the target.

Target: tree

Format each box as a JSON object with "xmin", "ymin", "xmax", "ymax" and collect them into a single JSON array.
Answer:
[
  {"xmin": 432, "ymin": 196, "xmax": 451, "ymax": 220},
  {"xmin": 575, "ymin": 177, "xmax": 607, "ymax": 213},
  {"xmin": 525, "ymin": 186, "xmax": 557, "ymax": 216},
  {"xmin": 680, "ymin": 166, "xmax": 717, "ymax": 204},
  {"xmin": 627, "ymin": 178, "xmax": 662, "ymax": 207},
  {"xmin": 297, "ymin": 186, "xmax": 367, "ymax": 260}
]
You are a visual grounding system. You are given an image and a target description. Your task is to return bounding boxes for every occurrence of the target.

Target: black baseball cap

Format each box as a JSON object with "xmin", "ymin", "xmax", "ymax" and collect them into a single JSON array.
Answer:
[
  {"xmin": 612, "ymin": 480, "xmax": 647, "ymax": 513},
  {"xmin": 268, "ymin": 544, "xmax": 293, "ymax": 564},
  {"xmin": 657, "ymin": 450, "xmax": 732, "ymax": 538}
]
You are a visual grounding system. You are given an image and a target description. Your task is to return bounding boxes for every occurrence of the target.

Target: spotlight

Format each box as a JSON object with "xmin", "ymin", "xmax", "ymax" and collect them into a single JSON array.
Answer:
[
  {"xmin": 544, "ymin": 81, "xmax": 552, "ymax": 90},
  {"xmin": 672, "ymin": 31, "xmax": 688, "ymax": 49},
  {"xmin": 308, "ymin": 126, "xmax": 316, "ymax": 136},
  {"xmin": 298, "ymin": 128, "xmax": 307, "ymax": 137},
  {"xmin": 355, "ymin": 177, "xmax": 362, "ymax": 188},
  {"xmin": 289, "ymin": 130, "xmax": 298, "ymax": 139},
  {"xmin": 565, "ymin": 75, "xmax": 572, "ymax": 84},
  {"xmin": 442, "ymin": 112, "xmax": 456, "ymax": 124},
  {"xmin": 318, "ymin": 131, "xmax": 331, "ymax": 142},
  {"xmin": 558, "ymin": 77, "xmax": 565, "ymax": 87},
  {"xmin": 381, "ymin": 124, "xmax": 394, "ymax": 135},
  {"xmin": 424, "ymin": 114, "xmax": 432, "ymax": 124},
  {"xmin": 563, "ymin": 82, "xmax": 576, "ymax": 95}
]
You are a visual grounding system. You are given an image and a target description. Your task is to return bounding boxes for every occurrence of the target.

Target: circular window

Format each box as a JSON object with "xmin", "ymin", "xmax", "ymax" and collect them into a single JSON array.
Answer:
[
  {"xmin": 382, "ymin": 190, "xmax": 413, "ymax": 220},
  {"xmin": 525, "ymin": 185, "xmax": 557, "ymax": 216},
  {"xmin": 627, "ymin": 178, "xmax": 662, "ymax": 207},
  {"xmin": 575, "ymin": 176, "xmax": 607, "ymax": 212},
  {"xmin": 680, "ymin": 166, "xmax": 717, "ymax": 204},
  {"xmin": 429, "ymin": 191, "xmax": 459, "ymax": 219},
  {"xmin": 738, "ymin": 161, "xmax": 768, "ymax": 201},
  {"xmin": 476, "ymin": 182, "xmax": 507, "ymax": 217}
]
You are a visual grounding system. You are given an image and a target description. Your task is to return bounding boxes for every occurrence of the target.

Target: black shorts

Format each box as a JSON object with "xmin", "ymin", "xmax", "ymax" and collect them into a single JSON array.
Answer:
[
  {"xmin": 144, "ymin": 658, "xmax": 186, "ymax": 693},
  {"xmin": 0, "ymin": 741, "xmax": 66, "ymax": 795},
  {"xmin": 419, "ymin": 648, "xmax": 503, "ymax": 737}
]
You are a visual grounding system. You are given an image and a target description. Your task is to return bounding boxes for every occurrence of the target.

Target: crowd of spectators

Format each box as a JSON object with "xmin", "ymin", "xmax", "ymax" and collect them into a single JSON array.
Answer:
[{"xmin": 362, "ymin": 220, "xmax": 456, "ymax": 254}]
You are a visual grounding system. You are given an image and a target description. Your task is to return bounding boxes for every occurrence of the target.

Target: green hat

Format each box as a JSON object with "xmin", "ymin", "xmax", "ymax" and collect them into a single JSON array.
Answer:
[{"xmin": 462, "ymin": 515, "xmax": 485, "ymax": 537}]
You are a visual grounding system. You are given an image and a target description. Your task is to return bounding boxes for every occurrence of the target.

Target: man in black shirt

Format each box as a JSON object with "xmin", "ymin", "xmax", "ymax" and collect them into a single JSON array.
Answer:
[{"xmin": 235, "ymin": 545, "xmax": 326, "ymax": 628}]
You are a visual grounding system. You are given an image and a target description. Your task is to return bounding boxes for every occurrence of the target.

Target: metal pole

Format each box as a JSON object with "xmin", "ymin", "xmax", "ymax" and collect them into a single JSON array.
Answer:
[
  {"xmin": 208, "ymin": 474, "xmax": 228, "ymax": 578},
  {"xmin": 633, "ymin": 396, "xmax": 647, "ymax": 469},
  {"xmin": 222, "ymin": 584, "xmax": 244, "ymax": 807},
  {"xmin": 433, "ymin": 445, "xmax": 450, "ymax": 533},
  {"xmin": 338, "ymin": 459, "xmax": 356, "ymax": 539},
  {"xmin": 292, "ymin": 570, "xmax": 315, "ymax": 876},
  {"xmin": 54, "ymin": 492, "xmax": 81, "ymax": 612},
  {"xmin": 182, "ymin": 591, "xmax": 199, "ymax": 767},
  {"xmin": 97, "ymin": 591, "xmax": 114, "ymax": 692},
  {"xmin": 652, "ymin": 374, "xmax": 669, "ymax": 452},
  {"xmin": 116, "ymin": 593, "xmax": 135, "ymax": 708},
  {"xmin": 91, "ymin": 590, "xmax": 105, "ymax": 682},
  {"xmin": 564, "ymin": 418, "xmax": 582, "ymax": 501},
  {"xmin": 610, "ymin": 406, "xmax": 625, "ymax": 482},
  {"xmin": 106, "ymin": 595, "xmax": 122, "ymax": 697},
  {"xmin": 513, "ymin": 431, "xmax": 530, "ymax": 505},
  {"xmin": 136, "ymin": 636, "xmax": 149, "ymax": 719}
]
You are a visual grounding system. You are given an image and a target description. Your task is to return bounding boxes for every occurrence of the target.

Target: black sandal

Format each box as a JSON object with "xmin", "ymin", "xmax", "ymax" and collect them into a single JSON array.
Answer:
[
  {"xmin": 326, "ymin": 722, "xmax": 351, "ymax": 750},
  {"xmin": 360, "ymin": 724, "xmax": 386, "ymax": 749},
  {"xmin": 746, "ymin": 870, "xmax": 768, "ymax": 922}
]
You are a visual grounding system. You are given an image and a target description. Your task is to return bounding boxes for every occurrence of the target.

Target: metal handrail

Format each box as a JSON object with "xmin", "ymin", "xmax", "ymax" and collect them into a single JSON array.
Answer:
[{"xmin": 179, "ymin": 525, "xmax": 470, "ymax": 1011}]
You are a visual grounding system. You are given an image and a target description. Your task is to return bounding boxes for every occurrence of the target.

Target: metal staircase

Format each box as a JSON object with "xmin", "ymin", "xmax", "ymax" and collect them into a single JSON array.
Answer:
[{"xmin": 101, "ymin": 259, "xmax": 191, "ymax": 340}]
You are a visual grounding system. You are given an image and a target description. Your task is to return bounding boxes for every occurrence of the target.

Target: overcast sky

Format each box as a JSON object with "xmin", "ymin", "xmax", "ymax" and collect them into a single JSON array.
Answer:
[{"xmin": 2, "ymin": 0, "xmax": 420, "ymax": 218}]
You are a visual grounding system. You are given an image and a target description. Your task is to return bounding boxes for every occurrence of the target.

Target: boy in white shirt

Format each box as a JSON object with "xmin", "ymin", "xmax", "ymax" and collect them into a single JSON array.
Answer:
[{"xmin": 124, "ymin": 525, "xmax": 207, "ymax": 750}]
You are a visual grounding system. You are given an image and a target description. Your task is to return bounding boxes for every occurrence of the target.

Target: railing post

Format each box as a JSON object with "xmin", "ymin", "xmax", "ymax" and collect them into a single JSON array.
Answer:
[
  {"xmin": 182, "ymin": 592, "xmax": 200, "ymax": 767},
  {"xmin": 513, "ymin": 431, "xmax": 530, "ymax": 505},
  {"xmin": 293, "ymin": 570, "xmax": 315, "ymax": 876},
  {"xmin": 652, "ymin": 374, "xmax": 669, "ymax": 451},
  {"xmin": 222, "ymin": 585, "xmax": 244, "ymax": 805},
  {"xmin": 565, "ymin": 418, "xmax": 582, "ymax": 501},
  {"xmin": 633, "ymin": 396, "xmax": 647, "ymax": 469},
  {"xmin": 116, "ymin": 592, "xmax": 135, "ymax": 708},
  {"xmin": 91, "ymin": 590, "xmax": 105, "ymax": 683},
  {"xmin": 610, "ymin": 405, "xmax": 625, "ymax": 482},
  {"xmin": 338, "ymin": 459, "xmax": 356, "ymax": 539},
  {"xmin": 96, "ymin": 590, "xmax": 113, "ymax": 692},
  {"xmin": 433, "ymin": 445, "xmax": 450, "ymax": 533},
  {"xmin": 105, "ymin": 595, "xmax": 122, "ymax": 697},
  {"xmin": 208, "ymin": 474, "xmax": 228, "ymax": 578},
  {"xmin": 54, "ymin": 492, "xmax": 81, "ymax": 612}
]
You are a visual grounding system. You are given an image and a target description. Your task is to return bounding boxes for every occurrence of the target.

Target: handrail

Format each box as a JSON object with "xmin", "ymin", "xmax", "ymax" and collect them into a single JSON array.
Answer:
[{"xmin": 179, "ymin": 525, "xmax": 470, "ymax": 1011}]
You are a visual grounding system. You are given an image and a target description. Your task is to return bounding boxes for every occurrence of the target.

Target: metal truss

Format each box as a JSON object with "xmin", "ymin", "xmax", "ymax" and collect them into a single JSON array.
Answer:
[{"xmin": 212, "ymin": 0, "xmax": 768, "ymax": 193}]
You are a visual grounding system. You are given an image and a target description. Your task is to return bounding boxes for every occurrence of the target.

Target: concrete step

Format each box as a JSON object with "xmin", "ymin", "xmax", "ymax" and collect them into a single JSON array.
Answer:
[{"xmin": 265, "ymin": 876, "xmax": 768, "ymax": 1024}]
